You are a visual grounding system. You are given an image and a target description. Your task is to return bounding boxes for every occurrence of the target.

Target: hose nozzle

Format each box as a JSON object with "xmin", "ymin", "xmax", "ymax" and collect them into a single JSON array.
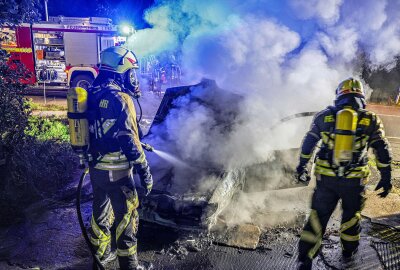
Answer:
[{"xmin": 141, "ymin": 142, "xmax": 154, "ymax": 152}]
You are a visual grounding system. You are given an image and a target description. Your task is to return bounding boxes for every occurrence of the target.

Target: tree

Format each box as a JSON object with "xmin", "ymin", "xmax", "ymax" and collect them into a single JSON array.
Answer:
[
  {"xmin": 0, "ymin": 0, "xmax": 41, "ymax": 163},
  {"xmin": 0, "ymin": 51, "xmax": 31, "ymax": 153},
  {"xmin": 0, "ymin": 0, "xmax": 42, "ymax": 25}
]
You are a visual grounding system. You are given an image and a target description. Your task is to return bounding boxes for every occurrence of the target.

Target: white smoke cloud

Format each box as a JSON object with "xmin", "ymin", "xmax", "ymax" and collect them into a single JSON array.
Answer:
[
  {"xmin": 130, "ymin": 0, "xmax": 400, "ymax": 169},
  {"xmin": 129, "ymin": 0, "xmax": 400, "ymax": 225},
  {"xmin": 289, "ymin": 0, "xmax": 343, "ymax": 24}
]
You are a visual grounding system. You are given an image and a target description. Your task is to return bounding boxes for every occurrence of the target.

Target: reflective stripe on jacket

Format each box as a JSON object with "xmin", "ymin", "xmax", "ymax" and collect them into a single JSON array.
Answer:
[{"xmin": 88, "ymin": 82, "xmax": 146, "ymax": 170}]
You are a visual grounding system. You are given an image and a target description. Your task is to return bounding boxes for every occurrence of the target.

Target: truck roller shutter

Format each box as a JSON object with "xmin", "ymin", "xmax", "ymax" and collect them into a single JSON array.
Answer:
[{"xmin": 64, "ymin": 32, "xmax": 98, "ymax": 66}]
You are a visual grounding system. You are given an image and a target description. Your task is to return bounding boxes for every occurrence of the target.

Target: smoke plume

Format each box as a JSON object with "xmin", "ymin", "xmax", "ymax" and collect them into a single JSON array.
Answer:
[{"xmin": 127, "ymin": 0, "xmax": 400, "ymax": 226}]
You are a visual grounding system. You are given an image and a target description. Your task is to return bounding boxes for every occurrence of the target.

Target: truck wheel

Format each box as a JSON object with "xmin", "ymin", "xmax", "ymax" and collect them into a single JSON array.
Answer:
[{"xmin": 71, "ymin": 74, "xmax": 94, "ymax": 90}]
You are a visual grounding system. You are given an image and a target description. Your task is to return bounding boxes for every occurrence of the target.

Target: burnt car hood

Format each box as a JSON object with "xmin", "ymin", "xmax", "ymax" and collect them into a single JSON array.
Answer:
[{"xmin": 136, "ymin": 79, "xmax": 302, "ymax": 230}]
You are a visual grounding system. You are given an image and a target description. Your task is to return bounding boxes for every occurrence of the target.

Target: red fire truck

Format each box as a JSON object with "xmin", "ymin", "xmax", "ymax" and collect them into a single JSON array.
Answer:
[{"xmin": 0, "ymin": 16, "xmax": 134, "ymax": 89}]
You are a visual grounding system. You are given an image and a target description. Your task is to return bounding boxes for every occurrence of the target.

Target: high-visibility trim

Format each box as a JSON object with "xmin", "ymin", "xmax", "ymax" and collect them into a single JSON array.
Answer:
[
  {"xmin": 309, "ymin": 132, "xmax": 320, "ymax": 140},
  {"xmin": 90, "ymin": 236, "xmax": 110, "ymax": 246},
  {"xmin": 94, "ymin": 151, "xmax": 130, "ymax": 170},
  {"xmin": 90, "ymin": 216, "xmax": 111, "ymax": 257},
  {"xmin": 308, "ymin": 238, "xmax": 322, "ymax": 259},
  {"xmin": 4, "ymin": 47, "xmax": 32, "ymax": 53},
  {"xmin": 117, "ymin": 92, "xmax": 143, "ymax": 152},
  {"xmin": 321, "ymin": 132, "xmax": 334, "ymax": 149},
  {"xmin": 346, "ymin": 166, "xmax": 370, "ymax": 178},
  {"xmin": 95, "ymin": 162, "xmax": 130, "ymax": 170},
  {"xmin": 93, "ymin": 241, "xmax": 108, "ymax": 257},
  {"xmin": 315, "ymin": 166, "xmax": 336, "ymax": 177},
  {"xmin": 300, "ymin": 230, "xmax": 318, "ymax": 244},
  {"xmin": 354, "ymin": 136, "xmax": 369, "ymax": 150},
  {"xmin": 340, "ymin": 212, "xmax": 361, "ymax": 232},
  {"xmin": 91, "ymin": 215, "xmax": 109, "ymax": 240},
  {"xmin": 116, "ymin": 211, "xmax": 132, "ymax": 241},
  {"xmin": 315, "ymin": 159, "xmax": 370, "ymax": 178},
  {"xmin": 340, "ymin": 232, "xmax": 361, "ymax": 242},
  {"xmin": 309, "ymin": 210, "xmax": 322, "ymax": 235},
  {"xmin": 307, "ymin": 209, "xmax": 323, "ymax": 259},
  {"xmin": 101, "ymin": 152, "xmax": 128, "ymax": 162},
  {"xmin": 316, "ymin": 159, "xmax": 331, "ymax": 167},
  {"xmin": 301, "ymin": 153, "xmax": 312, "ymax": 159},
  {"xmin": 101, "ymin": 119, "xmax": 116, "ymax": 134},
  {"xmin": 117, "ymin": 245, "xmax": 137, "ymax": 256},
  {"xmin": 116, "ymin": 131, "xmax": 133, "ymax": 137},
  {"xmin": 376, "ymin": 161, "xmax": 390, "ymax": 168},
  {"xmin": 130, "ymin": 152, "xmax": 146, "ymax": 165},
  {"xmin": 116, "ymin": 189, "xmax": 139, "ymax": 241}
]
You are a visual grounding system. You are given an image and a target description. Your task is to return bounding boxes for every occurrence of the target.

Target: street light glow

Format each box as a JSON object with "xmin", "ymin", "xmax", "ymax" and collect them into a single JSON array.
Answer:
[{"xmin": 119, "ymin": 24, "xmax": 134, "ymax": 36}]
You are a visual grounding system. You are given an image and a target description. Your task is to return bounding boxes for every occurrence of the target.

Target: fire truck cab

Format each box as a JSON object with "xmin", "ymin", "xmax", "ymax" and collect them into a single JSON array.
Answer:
[{"xmin": 0, "ymin": 16, "xmax": 133, "ymax": 89}]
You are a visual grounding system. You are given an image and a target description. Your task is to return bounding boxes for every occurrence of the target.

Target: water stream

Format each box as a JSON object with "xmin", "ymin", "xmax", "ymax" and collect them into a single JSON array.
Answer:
[{"xmin": 153, "ymin": 149, "xmax": 191, "ymax": 169}]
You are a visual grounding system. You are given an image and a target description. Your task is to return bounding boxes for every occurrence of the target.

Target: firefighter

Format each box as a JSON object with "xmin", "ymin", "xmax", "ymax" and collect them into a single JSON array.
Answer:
[
  {"xmin": 87, "ymin": 46, "xmax": 153, "ymax": 269},
  {"xmin": 296, "ymin": 78, "xmax": 392, "ymax": 270}
]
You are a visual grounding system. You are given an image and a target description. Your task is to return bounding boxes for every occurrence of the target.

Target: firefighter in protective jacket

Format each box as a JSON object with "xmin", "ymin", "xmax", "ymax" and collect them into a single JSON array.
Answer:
[
  {"xmin": 87, "ymin": 46, "xmax": 153, "ymax": 269},
  {"xmin": 296, "ymin": 78, "xmax": 392, "ymax": 270}
]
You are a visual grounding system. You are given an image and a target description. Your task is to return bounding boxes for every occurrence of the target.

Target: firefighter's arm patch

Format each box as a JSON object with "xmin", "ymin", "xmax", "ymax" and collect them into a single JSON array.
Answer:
[
  {"xmin": 324, "ymin": 115, "xmax": 334, "ymax": 123},
  {"xmin": 359, "ymin": 118, "xmax": 370, "ymax": 126},
  {"xmin": 99, "ymin": 99, "xmax": 109, "ymax": 108}
]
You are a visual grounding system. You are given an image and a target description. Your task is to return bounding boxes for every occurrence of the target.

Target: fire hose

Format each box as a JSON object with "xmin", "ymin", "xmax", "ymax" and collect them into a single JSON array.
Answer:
[
  {"xmin": 271, "ymin": 111, "xmax": 318, "ymax": 130},
  {"xmin": 76, "ymin": 168, "xmax": 105, "ymax": 270}
]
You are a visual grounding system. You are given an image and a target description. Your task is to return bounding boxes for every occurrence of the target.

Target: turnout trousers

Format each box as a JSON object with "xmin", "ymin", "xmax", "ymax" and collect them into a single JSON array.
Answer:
[
  {"xmin": 298, "ymin": 175, "xmax": 366, "ymax": 263},
  {"xmin": 89, "ymin": 167, "xmax": 140, "ymax": 269}
]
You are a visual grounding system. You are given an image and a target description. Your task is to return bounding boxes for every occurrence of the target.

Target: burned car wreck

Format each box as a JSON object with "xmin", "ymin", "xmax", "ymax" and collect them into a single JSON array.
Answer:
[{"xmin": 135, "ymin": 79, "xmax": 305, "ymax": 231}]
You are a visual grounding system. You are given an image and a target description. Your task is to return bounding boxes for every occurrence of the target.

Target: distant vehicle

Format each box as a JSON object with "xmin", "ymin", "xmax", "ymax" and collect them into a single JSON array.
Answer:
[{"xmin": 0, "ymin": 16, "xmax": 134, "ymax": 90}]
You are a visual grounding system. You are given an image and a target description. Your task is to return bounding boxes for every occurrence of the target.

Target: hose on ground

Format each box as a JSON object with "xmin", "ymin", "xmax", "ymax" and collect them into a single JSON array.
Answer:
[{"xmin": 76, "ymin": 168, "xmax": 105, "ymax": 270}]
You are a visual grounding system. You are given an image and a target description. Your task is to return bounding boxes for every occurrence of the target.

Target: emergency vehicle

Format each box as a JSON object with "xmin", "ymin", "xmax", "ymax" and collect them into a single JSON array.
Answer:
[{"xmin": 0, "ymin": 16, "xmax": 134, "ymax": 89}]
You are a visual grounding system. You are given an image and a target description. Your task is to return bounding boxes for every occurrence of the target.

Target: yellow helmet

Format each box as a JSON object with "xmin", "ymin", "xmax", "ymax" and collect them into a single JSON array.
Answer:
[
  {"xmin": 99, "ymin": 46, "xmax": 139, "ymax": 74},
  {"xmin": 335, "ymin": 77, "xmax": 364, "ymax": 99}
]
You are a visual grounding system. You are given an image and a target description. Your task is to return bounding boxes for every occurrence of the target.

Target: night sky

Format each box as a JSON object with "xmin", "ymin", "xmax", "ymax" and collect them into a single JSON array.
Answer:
[{"xmin": 46, "ymin": 0, "xmax": 155, "ymax": 29}]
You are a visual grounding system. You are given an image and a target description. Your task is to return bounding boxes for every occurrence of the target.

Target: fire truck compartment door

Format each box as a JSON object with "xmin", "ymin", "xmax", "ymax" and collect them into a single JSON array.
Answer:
[
  {"xmin": 64, "ymin": 32, "xmax": 98, "ymax": 66},
  {"xmin": 99, "ymin": 36, "xmax": 114, "ymax": 52}
]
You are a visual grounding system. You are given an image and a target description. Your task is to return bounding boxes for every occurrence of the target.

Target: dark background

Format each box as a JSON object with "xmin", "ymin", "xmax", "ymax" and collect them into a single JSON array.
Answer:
[{"xmin": 46, "ymin": 0, "xmax": 155, "ymax": 29}]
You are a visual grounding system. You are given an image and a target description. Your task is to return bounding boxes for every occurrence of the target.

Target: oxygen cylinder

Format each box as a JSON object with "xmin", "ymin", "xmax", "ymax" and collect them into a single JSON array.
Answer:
[
  {"xmin": 67, "ymin": 87, "xmax": 89, "ymax": 167},
  {"xmin": 333, "ymin": 108, "xmax": 358, "ymax": 167}
]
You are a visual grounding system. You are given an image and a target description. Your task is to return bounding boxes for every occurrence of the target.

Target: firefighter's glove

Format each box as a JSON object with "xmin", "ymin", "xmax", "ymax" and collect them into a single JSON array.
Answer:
[
  {"xmin": 375, "ymin": 167, "xmax": 392, "ymax": 198},
  {"xmin": 296, "ymin": 165, "xmax": 310, "ymax": 183},
  {"xmin": 134, "ymin": 161, "xmax": 153, "ymax": 196}
]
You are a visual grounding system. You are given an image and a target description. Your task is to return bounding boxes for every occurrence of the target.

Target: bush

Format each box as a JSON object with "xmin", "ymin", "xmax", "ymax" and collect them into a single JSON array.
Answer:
[
  {"xmin": 0, "ymin": 51, "xmax": 31, "ymax": 155},
  {"xmin": 1, "ymin": 139, "xmax": 77, "ymax": 225},
  {"xmin": 9, "ymin": 139, "xmax": 77, "ymax": 195},
  {"xmin": 0, "ymin": 60, "xmax": 77, "ymax": 224},
  {"xmin": 25, "ymin": 98, "xmax": 67, "ymax": 111},
  {"xmin": 25, "ymin": 116, "xmax": 70, "ymax": 142}
]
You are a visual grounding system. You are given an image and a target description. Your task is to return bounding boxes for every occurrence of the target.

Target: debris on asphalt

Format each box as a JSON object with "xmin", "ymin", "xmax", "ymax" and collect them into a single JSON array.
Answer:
[{"xmin": 212, "ymin": 223, "xmax": 262, "ymax": 250}]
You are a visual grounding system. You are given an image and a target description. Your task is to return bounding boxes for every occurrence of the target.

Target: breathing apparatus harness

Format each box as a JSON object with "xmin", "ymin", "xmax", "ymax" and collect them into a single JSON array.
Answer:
[
  {"xmin": 318, "ymin": 105, "xmax": 368, "ymax": 178},
  {"xmin": 67, "ymin": 80, "xmax": 151, "ymax": 269}
]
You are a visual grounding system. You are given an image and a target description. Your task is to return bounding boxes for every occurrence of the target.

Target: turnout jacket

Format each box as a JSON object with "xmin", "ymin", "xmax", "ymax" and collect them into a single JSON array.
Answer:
[
  {"xmin": 87, "ymin": 81, "xmax": 147, "ymax": 172},
  {"xmin": 299, "ymin": 105, "xmax": 392, "ymax": 179}
]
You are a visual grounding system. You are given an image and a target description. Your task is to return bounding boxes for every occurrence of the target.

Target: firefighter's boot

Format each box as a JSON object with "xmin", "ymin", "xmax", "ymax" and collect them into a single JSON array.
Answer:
[
  {"xmin": 135, "ymin": 261, "xmax": 154, "ymax": 270},
  {"xmin": 343, "ymin": 247, "xmax": 358, "ymax": 261},
  {"xmin": 297, "ymin": 259, "xmax": 312, "ymax": 270}
]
